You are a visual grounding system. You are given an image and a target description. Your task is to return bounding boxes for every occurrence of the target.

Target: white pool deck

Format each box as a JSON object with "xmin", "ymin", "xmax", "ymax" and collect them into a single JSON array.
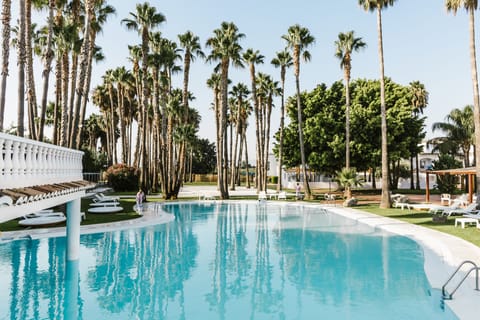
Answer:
[{"xmin": 1, "ymin": 185, "xmax": 479, "ymax": 319}]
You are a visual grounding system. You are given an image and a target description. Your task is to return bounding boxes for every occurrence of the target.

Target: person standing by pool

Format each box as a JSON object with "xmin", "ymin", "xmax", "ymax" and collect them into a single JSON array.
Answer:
[
  {"xmin": 295, "ymin": 183, "xmax": 302, "ymax": 200},
  {"xmin": 136, "ymin": 189, "xmax": 145, "ymax": 213}
]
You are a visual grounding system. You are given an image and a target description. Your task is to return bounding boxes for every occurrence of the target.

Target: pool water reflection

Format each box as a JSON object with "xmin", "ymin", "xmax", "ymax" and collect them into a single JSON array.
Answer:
[{"xmin": 0, "ymin": 202, "xmax": 458, "ymax": 319}]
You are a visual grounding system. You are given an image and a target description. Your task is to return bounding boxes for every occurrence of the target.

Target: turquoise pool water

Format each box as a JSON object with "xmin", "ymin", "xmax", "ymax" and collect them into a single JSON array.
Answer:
[{"xmin": 0, "ymin": 202, "xmax": 457, "ymax": 319}]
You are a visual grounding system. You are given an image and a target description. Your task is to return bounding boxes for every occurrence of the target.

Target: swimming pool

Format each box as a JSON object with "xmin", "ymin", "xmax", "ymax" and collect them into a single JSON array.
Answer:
[{"xmin": 0, "ymin": 202, "xmax": 458, "ymax": 319}]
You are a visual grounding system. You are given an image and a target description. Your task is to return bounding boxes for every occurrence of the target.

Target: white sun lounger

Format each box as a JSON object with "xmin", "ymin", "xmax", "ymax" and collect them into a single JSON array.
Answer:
[
  {"xmin": 88, "ymin": 206, "xmax": 123, "ymax": 213},
  {"xmin": 19, "ymin": 213, "xmax": 66, "ymax": 227},
  {"xmin": 89, "ymin": 201, "xmax": 120, "ymax": 207}
]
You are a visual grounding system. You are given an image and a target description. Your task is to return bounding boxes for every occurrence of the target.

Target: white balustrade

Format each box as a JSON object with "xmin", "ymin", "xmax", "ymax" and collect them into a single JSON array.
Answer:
[{"xmin": 0, "ymin": 132, "xmax": 84, "ymax": 189}]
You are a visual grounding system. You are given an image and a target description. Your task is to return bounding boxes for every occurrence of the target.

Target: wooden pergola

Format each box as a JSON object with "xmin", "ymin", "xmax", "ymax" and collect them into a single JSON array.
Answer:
[{"xmin": 425, "ymin": 167, "xmax": 476, "ymax": 203}]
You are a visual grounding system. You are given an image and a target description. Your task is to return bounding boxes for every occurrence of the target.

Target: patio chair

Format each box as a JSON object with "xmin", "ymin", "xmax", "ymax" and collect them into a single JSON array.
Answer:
[
  {"xmin": 278, "ymin": 191, "xmax": 287, "ymax": 200},
  {"xmin": 392, "ymin": 196, "xmax": 412, "ymax": 210},
  {"xmin": 258, "ymin": 191, "xmax": 267, "ymax": 200},
  {"xmin": 440, "ymin": 193, "xmax": 451, "ymax": 205}
]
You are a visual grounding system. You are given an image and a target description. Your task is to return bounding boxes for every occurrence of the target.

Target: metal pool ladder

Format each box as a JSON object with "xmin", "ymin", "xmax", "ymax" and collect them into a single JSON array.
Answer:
[{"xmin": 442, "ymin": 260, "xmax": 479, "ymax": 300}]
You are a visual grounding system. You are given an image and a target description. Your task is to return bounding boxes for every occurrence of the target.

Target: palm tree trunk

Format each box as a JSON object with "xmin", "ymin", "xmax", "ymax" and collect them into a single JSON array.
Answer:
[
  {"xmin": 17, "ymin": 0, "xmax": 26, "ymax": 137},
  {"xmin": 467, "ymin": 9, "xmax": 480, "ymax": 202},
  {"xmin": 60, "ymin": 52, "xmax": 69, "ymax": 146},
  {"xmin": 295, "ymin": 76, "xmax": 311, "ymax": 199},
  {"xmin": 25, "ymin": 0, "xmax": 37, "ymax": 140},
  {"xmin": 243, "ymin": 127, "xmax": 251, "ymax": 189},
  {"xmin": 0, "ymin": 0, "xmax": 11, "ymax": 132},
  {"xmin": 38, "ymin": 0, "xmax": 54, "ymax": 142},
  {"xmin": 377, "ymin": 8, "xmax": 391, "ymax": 208},
  {"xmin": 277, "ymin": 70, "xmax": 285, "ymax": 192}
]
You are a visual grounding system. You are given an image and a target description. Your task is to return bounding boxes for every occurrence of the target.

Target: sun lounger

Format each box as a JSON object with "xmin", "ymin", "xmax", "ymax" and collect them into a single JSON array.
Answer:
[
  {"xmin": 19, "ymin": 211, "xmax": 66, "ymax": 227},
  {"xmin": 442, "ymin": 203, "xmax": 478, "ymax": 217},
  {"xmin": 89, "ymin": 200, "xmax": 120, "ymax": 207},
  {"xmin": 88, "ymin": 206, "xmax": 123, "ymax": 213},
  {"xmin": 92, "ymin": 193, "xmax": 120, "ymax": 203}
]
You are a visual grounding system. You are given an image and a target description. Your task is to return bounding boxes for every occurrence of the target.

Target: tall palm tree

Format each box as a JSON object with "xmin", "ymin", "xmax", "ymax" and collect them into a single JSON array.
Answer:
[
  {"xmin": 243, "ymin": 48, "xmax": 264, "ymax": 191},
  {"xmin": 334, "ymin": 31, "xmax": 366, "ymax": 170},
  {"xmin": 446, "ymin": 0, "xmax": 480, "ymax": 201},
  {"xmin": 409, "ymin": 80, "xmax": 428, "ymax": 189},
  {"xmin": 177, "ymin": 31, "xmax": 204, "ymax": 192},
  {"xmin": 271, "ymin": 49, "xmax": 292, "ymax": 192},
  {"xmin": 206, "ymin": 72, "xmax": 222, "ymax": 186},
  {"xmin": 34, "ymin": 0, "xmax": 55, "ymax": 142},
  {"xmin": 282, "ymin": 24, "xmax": 314, "ymax": 200},
  {"xmin": 25, "ymin": 0, "xmax": 38, "ymax": 140},
  {"xmin": 75, "ymin": 1, "xmax": 115, "ymax": 149},
  {"xmin": 359, "ymin": 0, "xmax": 397, "ymax": 208},
  {"xmin": 70, "ymin": 0, "xmax": 95, "ymax": 149},
  {"xmin": 0, "ymin": 0, "xmax": 11, "ymax": 132},
  {"xmin": 229, "ymin": 82, "xmax": 250, "ymax": 190},
  {"xmin": 17, "ymin": 0, "xmax": 26, "ymax": 137},
  {"xmin": 122, "ymin": 2, "xmax": 166, "ymax": 190},
  {"xmin": 206, "ymin": 21, "xmax": 245, "ymax": 199}
]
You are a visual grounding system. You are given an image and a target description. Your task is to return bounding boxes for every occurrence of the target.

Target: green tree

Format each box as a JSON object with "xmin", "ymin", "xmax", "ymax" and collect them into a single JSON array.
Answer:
[
  {"xmin": 282, "ymin": 24, "xmax": 315, "ymax": 200},
  {"xmin": 334, "ymin": 30, "xmax": 366, "ymax": 170}
]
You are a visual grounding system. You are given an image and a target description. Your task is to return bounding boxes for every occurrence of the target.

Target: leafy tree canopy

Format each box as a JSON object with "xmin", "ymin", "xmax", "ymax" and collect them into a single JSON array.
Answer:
[{"xmin": 274, "ymin": 78, "xmax": 427, "ymax": 176}]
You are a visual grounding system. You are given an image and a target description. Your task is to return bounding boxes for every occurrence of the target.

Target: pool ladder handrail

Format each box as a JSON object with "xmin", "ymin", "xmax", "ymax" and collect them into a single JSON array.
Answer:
[{"xmin": 442, "ymin": 260, "xmax": 479, "ymax": 300}]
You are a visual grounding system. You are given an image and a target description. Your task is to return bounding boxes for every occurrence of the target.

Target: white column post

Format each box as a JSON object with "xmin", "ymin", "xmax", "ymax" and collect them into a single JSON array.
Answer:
[
  {"xmin": 66, "ymin": 198, "xmax": 81, "ymax": 261},
  {"xmin": 64, "ymin": 260, "xmax": 80, "ymax": 319}
]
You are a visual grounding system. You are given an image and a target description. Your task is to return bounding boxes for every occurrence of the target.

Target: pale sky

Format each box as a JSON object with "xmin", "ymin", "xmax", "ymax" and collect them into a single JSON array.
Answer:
[{"xmin": 3, "ymin": 0, "xmax": 476, "ymax": 158}]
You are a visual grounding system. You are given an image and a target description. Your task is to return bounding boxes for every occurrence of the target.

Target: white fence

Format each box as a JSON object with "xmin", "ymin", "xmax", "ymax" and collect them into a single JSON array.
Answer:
[{"xmin": 0, "ymin": 132, "xmax": 84, "ymax": 189}]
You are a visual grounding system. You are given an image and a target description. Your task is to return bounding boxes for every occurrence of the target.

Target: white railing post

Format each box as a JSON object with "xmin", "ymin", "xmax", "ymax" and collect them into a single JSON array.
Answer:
[{"xmin": 0, "ymin": 132, "xmax": 84, "ymax": 189}]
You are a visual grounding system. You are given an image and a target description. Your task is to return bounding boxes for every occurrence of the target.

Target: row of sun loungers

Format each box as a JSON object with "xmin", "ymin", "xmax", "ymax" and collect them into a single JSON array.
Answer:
[{"xmin": 87, "ymin": 193, "xmax": 123, "ymax": 213}]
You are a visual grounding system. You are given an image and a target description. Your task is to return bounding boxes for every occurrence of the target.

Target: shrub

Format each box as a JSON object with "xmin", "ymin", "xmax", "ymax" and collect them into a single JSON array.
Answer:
[{"xmin": 105, "ymin": 164, "xmax": 139, "ymax": 192}]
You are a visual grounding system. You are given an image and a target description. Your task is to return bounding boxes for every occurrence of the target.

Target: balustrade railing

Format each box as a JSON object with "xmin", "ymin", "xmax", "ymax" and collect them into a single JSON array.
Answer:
[{"xmin": 0, "ymin": 132, "xmax": 84, "ymax": 189}]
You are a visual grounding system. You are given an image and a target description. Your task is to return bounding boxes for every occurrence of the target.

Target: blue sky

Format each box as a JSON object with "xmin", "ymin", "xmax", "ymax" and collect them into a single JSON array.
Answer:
[{"xmin": 3, "ymin": 1, "xmax": 476, "ymax": 156}]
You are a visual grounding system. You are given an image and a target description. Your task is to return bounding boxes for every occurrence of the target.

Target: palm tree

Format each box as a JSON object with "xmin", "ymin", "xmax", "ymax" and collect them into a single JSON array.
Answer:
[
  {"xmin": 446, "ymin": 0, "xmax": 480, "ymax": 201},
  {"xmin": 271, "ymin": 49, "xmax": 292, "ymax": 192},
  {"xmin": 335, "ymin": 167, "xmax": 363, "ymax": 202},
  {"xmin": 431, "ymin": 105, "xmax": 474, "ymax": 168},
  {"xmin": 122, "ymin": 2, "xmax": 166, "ymax": 190},
  {"xmin": 282, "ymin": 24, "xmax": 315, "ymax": 200},
  {"xmin": 230, "ymin": 82, "xmax": 250, "ymax": 190},
  {"xmin": 75, "ymin": 1, "xmax": 115, "ymax": 149},
  {"xmin": 334, "ymin": 31, "xmax": 366, "ymax": 170},
  {"xmin": 0, "ymin": 0, "xmax": 11, "ymax": 132},
  {"xmin": 177, "ymin": 31, "xmax": 204, "ymax": 191},
  {"xmin": 25, "ymin": 0, "xmax": 38, "ymax": 140},
  {"xmin": 17, "ymin": 0, "xmax": 26, "ymax": 137},
  {"xmin": 206, "ymin": 21, "xmax": 245, "ymax": 199},
  {"xmin": 409, "ymin": 80, "xmax": 428, "ymax": 189},
  {"xmin": 243, "ymin": 48, "xmax": 264, "ymax": 191},
  {"xmin": 358, "ymin": 0, "xmax": 397, "ymax": 208},
  {"xmin": 34, "ymin": 0, "xmax": 55, "ymax": 142}
]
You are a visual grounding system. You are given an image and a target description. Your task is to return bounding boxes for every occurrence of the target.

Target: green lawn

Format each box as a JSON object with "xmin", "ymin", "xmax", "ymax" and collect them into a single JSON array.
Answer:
[{"xmin": 359, "ymin": 204, "xmax": 480, "ymax": 247}]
